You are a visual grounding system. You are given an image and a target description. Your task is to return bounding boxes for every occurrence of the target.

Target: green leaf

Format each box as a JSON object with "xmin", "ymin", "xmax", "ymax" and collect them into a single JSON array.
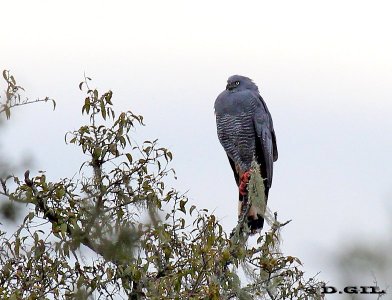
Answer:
[
  {"xmin": 60, "ymin": 223, "xmax": 67, "ymax": 237},
  {"xmin": 174, "ymin": 275, "xmax": 182, "ymax": 292},
  {"xmin": 105, "ymin": 91, "xmax": 113, "ymax": 104},
  {"xmin": 56, "ymin": 187, "xmax": 65, "ymax": 199},
  {"xmin": 93, "ymin": 147, "xmax": 102, "ymax": 159},
  {"xmin": 179, "ymin": 199, "xmax": 187, "ymax": 214},
  {"xmin": 76, "ymin": 275, "xmax": 84, "ymax": 288},
  {"xmin": 83, "ymin": 98, "xmax": 90, "ymax": 115},
  {"xmin": 106, "ymin": 268, "xmax": 113, "ymax": 280},
  {"xmin": 180, "ymin": 218, "xmax": 185, "ymax": 229},
  {"xmin": 4, "ymin": 104, "xmax": 10, "ymax": 119},
  {"xmin": 189, "ymin": 205, "xmax": 196, "ymax": 216},
  {"xmin": 167, "ymin": 151, "xmax": 173, "ymax": 160},
  {"xmin": 126, "ymin": 153, "xmax": 133, "ymax": 163},
  {"xmin": 10, "ymin": 293, "xmax": 18, "ymax": 300},
  {"xmin": 119, "ymin": 136, "xmax": 126, "ymax": 148},
  {"xmin": 64, "ymin": 242, "xmax": 70, "ymax": 257},
  {"xmin": 144, "ymin": 146, "xmax": 151, "ymax": 154},
  {"xmin": 100, "ymin": 99, "xmax": 106, "ymax": 120},
  {"xmin": 15, "ymin": 237, "xmax": 20, "ymax": 256},
  {"xmin": 28, "ymin": 211, "xmax": 35, "ymax": 221}
]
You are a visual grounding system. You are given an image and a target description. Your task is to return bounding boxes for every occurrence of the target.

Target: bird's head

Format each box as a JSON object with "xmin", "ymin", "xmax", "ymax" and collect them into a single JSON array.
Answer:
[{"xmin": 225, "ymin": 75, "xmax": 259, "ymax": 92}]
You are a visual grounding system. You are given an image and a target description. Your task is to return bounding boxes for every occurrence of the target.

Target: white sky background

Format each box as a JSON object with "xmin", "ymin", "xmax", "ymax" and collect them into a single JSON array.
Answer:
[{"xmin": 1, "ymin": 0, "xmax": 392, "ymax": 296}]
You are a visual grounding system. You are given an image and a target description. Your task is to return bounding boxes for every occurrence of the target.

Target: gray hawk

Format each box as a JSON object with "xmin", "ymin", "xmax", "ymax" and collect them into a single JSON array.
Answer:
[{"xmin": 214, "ymin": 75, "xmax": 278, "ymax": 232}]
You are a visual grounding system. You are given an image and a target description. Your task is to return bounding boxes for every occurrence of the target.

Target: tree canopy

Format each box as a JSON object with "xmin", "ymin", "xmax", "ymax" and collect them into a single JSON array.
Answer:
[{"xmin": 0, "ymin": 71, "xmax": 324, "ymax": 299}]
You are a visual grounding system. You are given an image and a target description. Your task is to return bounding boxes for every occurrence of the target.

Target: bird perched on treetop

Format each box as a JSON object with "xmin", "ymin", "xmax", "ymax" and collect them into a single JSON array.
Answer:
[{"xmin": 214, "ymin": 75, "xmax": 278, "ymax": 233}]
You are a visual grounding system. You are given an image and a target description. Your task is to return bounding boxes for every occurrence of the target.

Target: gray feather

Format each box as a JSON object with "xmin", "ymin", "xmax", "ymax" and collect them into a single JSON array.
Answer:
[{"xmin": 214, "ymin": 75, "xmax": 278, "ymax": 190}]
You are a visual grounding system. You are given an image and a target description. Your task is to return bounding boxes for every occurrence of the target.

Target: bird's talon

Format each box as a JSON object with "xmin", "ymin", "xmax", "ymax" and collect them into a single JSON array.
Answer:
[{"xmin": 239, "ymin": 170, "xmax": 251, "ymax": 195}]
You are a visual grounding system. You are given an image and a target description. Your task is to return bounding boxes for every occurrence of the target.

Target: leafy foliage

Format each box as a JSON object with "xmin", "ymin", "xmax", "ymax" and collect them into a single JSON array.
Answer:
[
  {"xmin": 0, "ymin": 70, "xmax": 55, "ymax": 119},
  {"xmin": 0, "ymin": 72, "xmax": 325, "ymax": 299}
]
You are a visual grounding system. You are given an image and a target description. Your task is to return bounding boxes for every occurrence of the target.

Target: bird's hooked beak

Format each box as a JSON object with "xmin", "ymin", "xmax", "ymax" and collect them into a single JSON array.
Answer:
[{"xmin": 226, "ymin": 82, "xmax": 236, "ymax": 91}]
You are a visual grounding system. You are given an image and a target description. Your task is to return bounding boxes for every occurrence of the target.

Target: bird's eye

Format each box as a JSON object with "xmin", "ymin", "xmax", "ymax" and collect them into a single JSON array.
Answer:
[{"xmin": 235, "ymin": 81, "xmax": 240, "ymax": 86}]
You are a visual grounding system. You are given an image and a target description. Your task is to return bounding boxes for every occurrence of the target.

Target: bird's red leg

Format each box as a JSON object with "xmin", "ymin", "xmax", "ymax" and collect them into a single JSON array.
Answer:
[{"xmin": 239, "ymin": 170, "xmax": 251, "ymax": 196}]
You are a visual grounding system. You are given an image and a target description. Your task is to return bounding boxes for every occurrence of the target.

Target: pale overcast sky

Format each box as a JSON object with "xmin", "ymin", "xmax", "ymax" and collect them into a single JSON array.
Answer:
[{"xmin": 1, "ymin": 0, "xmax": 392, "ymax": 297}]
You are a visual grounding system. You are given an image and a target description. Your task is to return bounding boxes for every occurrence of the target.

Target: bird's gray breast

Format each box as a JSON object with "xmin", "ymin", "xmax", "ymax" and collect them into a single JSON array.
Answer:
[{"xmin": 215, "ymin": 91, "xmax": 259, "ymax": 171}]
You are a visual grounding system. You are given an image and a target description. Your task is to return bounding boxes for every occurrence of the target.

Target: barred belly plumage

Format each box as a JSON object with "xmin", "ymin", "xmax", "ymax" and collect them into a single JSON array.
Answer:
[{"xmin": 216, "ymin": 112, "xmax": 256, "ymax": 172}]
